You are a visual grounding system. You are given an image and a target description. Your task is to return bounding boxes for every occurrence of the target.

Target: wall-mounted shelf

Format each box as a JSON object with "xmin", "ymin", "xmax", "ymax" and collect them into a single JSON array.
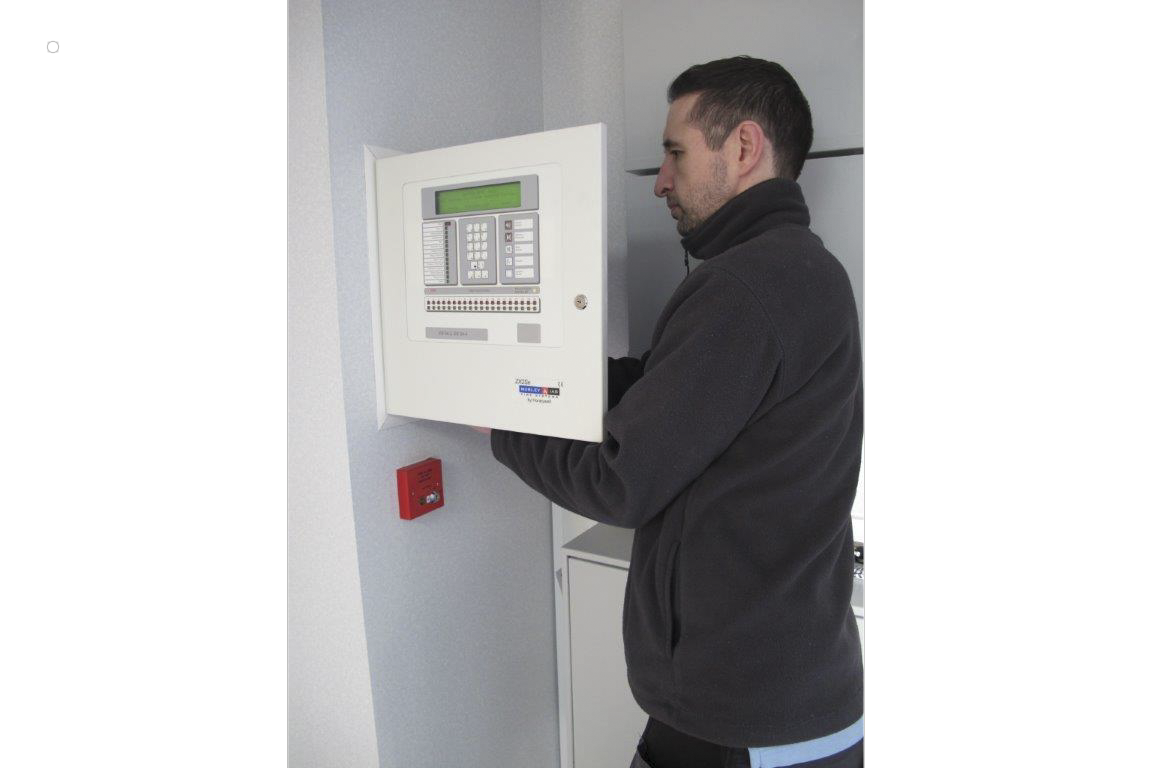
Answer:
[{"xmin": 625, "ymin": 146, "xmax": 863, "ymax": 176}]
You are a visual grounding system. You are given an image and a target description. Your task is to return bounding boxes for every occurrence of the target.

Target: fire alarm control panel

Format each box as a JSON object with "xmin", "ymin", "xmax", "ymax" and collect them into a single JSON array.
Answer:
[{"xmin": 371, "ymin": 124, "xmax": 606, "ymax": 442}]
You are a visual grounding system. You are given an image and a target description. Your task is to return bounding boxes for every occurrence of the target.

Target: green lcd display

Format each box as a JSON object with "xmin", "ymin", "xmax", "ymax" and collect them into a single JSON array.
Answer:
[{"xmin": 436, "ymin": 182, "xmax": 521, "ymax": 215}]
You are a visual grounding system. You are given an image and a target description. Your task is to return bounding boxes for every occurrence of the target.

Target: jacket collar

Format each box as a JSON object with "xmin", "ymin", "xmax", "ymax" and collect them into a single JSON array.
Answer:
[{"xmin": 681, "ymin": 177, "xmax": 811, "ymax": 261}]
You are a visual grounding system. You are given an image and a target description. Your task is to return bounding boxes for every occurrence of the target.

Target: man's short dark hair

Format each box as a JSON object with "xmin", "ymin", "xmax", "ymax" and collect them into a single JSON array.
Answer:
[{"xmin": 667, "ymin": 56, "xmax": 814, "ymax": 180}]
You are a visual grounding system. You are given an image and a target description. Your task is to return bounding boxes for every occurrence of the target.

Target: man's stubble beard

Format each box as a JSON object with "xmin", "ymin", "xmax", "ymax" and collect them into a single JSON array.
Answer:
[{"xmin": 676, "ymin": 154, "xmax": 731, "ymax": 237}]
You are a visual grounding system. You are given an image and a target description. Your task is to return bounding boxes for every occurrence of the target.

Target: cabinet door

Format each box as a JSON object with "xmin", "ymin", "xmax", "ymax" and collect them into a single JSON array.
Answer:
[{"xmin": 568, "ymin": 557, "xmax": 649, "ymax": 767}]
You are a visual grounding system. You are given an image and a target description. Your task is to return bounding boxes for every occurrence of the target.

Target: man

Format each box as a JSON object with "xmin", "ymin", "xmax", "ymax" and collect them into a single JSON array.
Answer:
[{"xmin": 487, "ymin": 56, "xmax": 863, "ymax": 767}]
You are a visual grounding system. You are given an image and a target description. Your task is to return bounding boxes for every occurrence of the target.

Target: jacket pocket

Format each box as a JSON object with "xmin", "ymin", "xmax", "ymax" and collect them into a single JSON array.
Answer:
[{"xmin": 664, "ymin": 540, "xmax": 681, "ymax": 657}]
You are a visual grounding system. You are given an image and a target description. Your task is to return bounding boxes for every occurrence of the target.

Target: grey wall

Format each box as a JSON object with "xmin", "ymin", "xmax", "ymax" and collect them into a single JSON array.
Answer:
[
  {"xmin": 622, "ymin": 0, "xmax": 864, "ymax": 169},
  {"xmin": 623, "ymin": 171, "xmax": 687, "ymax": 356},
  {"xmin": 318, "ymin": 1, "xmax": 587, "ymax": 766},
  {"xmin": 289, "ymin": 0, "xmax": 380, "ymax": 764},
  {"xmin": 800, "ymin": 155, "xmax": 864, "ymax": 337},
  {"xmin": 541, "ymin": 0, "xmax": 630, "ymax": 359}
]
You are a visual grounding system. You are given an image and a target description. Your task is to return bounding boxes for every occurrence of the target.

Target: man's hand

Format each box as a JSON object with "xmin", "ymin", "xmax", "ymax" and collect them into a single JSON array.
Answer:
[{"xmin": 470, "ymin": 426, "xmax": 492, "ymax": 435}]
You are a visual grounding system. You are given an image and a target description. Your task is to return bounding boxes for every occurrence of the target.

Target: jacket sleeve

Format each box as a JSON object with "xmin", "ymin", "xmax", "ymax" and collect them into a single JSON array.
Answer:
[
  {"xmin": 490, "ymin": 266, "xmax": 783, "ymax": 529},
  {"xmin": 607, "ymin": 350, "xmax": 651, "ymax": 410}
]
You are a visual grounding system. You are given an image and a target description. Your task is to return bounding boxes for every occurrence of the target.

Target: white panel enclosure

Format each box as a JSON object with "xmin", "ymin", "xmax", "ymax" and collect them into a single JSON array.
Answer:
[{"xmin": 373, "ymin": 124, "xmax": 607, "ymax": 442}]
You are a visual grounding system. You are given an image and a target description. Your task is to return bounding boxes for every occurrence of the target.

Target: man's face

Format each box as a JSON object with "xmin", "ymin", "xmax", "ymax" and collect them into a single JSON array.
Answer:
[{"xmin": 654, "ymin": 93, "xmax": 734, "ymax": 237}]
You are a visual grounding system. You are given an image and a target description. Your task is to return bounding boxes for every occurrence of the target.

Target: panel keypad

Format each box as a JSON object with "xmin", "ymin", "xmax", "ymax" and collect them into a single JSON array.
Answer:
[{"xmin": 458, "ymin": 216, "xmax": 496, "ymax": 285}]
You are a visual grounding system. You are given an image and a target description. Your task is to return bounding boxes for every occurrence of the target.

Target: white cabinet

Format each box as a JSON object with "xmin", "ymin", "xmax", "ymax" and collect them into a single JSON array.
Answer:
[
  {"xmin": 554, "ymin": 518, "xmax": 644, "ymax": 768},
  {"xmin": 568, "ymin": 557, "xmax": 649, "ymax": 767}
]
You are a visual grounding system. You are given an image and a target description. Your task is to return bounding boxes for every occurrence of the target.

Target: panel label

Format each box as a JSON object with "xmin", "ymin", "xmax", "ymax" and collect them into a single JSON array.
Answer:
[
  {"xmin": 425, "ymin": 327, "xmax": 488, "ymax": 341},
  {"xmin": 515, "ymin": 377, "xmax": 562, "ymax": 404}
]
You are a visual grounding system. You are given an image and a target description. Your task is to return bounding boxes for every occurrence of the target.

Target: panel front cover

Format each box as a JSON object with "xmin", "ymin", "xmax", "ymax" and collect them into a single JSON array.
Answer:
[{"xmin": 374, "ymin": 123, "xmax": 606, "ymax": 442}]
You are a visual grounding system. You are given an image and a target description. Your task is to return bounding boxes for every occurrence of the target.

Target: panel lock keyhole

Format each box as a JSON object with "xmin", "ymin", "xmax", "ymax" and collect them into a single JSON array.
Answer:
[{"xmin": 574, "ymin": 294, "xmax": 588, "ymax": 310}]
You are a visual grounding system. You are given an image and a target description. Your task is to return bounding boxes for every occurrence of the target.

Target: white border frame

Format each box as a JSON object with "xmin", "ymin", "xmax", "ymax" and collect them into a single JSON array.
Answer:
[
  {"xmin": 364, "ymin": 144, "xmax": 415, "ymax": 430},
  {"xmin": 371, "ymin": 124, "xmax": 606, "ymax": 441}
]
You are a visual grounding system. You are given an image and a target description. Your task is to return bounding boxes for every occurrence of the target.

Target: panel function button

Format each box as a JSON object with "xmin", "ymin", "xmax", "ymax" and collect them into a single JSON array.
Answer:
[{"xmin": 496, "ymin": 212, "xmax": 539, "ymax": 285}]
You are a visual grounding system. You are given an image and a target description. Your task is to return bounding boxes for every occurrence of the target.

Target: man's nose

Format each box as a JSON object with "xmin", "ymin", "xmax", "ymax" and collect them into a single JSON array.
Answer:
[{"xmin": 654, "ymin": 160, "xmax": 672, "ymax": 198}]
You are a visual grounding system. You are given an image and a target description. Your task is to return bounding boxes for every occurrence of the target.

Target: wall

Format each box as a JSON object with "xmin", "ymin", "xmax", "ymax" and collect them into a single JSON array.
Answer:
[
  {"xmin": 622, "ymin": 0, "xmax": 863, "ymax": 170},
  {"xmin": 318, "ymin": 1, "xmax": 559, "ymax": 766},
  {"xmin": 288, "ymin": 0, "xmax": 380, "ymax": 764},
  {"xmin": 541, "ymin": 0, "xmax": 630, "ymax": 360}
]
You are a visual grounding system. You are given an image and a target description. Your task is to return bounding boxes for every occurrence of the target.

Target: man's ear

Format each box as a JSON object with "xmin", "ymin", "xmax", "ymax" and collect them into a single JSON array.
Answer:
[{"xmin": 733, "ymin": 120, "xmax": 773, "ymax": 177}]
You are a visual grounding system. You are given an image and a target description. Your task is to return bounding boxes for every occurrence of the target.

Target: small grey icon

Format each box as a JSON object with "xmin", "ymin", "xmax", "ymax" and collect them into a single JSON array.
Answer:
[{"xmin": 47, "ymin": 41, "xmax": 60, "ymax": 53}]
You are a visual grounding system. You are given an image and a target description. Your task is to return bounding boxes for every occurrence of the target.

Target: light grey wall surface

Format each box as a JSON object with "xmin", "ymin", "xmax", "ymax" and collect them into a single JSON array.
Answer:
[
  {"xmin": 622, "ymin": 171, "xmax": 689, "ymax": 356},
  {"xmin": 541, "ymin": 0, "xmax": 630, "ymax": 359},
  {"xmin": 622, "ymin": 0, "xmax": 863, "ymax": 170},
  {"xmin": 289, "ymin": 0, "xmax": 380, "ymax": 765},
  {"xmin": 800, "ymin": 155, "xmax": 864, "ymax": 335},
  {"xmin": 319, "ymin": 1, "xmax": 559, "ymax": 766}
]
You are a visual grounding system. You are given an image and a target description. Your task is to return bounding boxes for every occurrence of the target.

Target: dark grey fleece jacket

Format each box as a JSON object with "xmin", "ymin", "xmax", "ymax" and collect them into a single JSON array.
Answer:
[{"xmin": 490, "ymin": 178, "xmax": 863, "ymax": 747}]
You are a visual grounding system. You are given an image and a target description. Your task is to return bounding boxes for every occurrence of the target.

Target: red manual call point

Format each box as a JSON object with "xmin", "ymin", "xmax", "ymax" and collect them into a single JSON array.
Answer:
[{"xmin": 396, "ymin": 457, "xmax": 445, "ymax": 520}]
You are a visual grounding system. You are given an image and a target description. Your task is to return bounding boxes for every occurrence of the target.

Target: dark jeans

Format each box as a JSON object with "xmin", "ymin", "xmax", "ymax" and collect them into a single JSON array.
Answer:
[{"xmin": 629, "ymin": 717, "xmax": 863, "ymax": 768}]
